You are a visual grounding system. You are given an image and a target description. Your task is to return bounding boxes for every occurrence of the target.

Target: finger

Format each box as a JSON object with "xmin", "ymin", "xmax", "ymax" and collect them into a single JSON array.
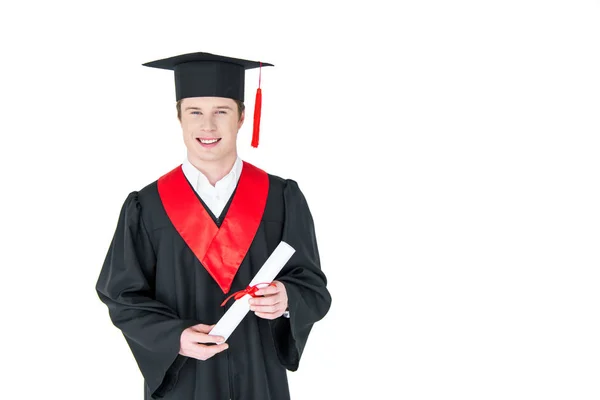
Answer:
[
  {"xmin": 250, "ymin": 304, "xmax": 282, "ymax": 313},
  {"xmin": 249, "ymin": 296, "xmax": 281, "ymax": 306},
  {"xmin": 192, "ymin": 324, "xmax": 216, "ymax": 333},
  {"xmin": 254, "ymin": 311, "xmax": 279, "ymax": 320},
  {"xmin": 254, "ymin": 283, "xmax": 280, "ymax": 296},
  {"xmin": 188, "ymin": 340, "xmax": 228, "ymax": 350},
  {"xmin": 189, "ymin": 343, "xmax": 229, "ymax": 360},
  {"xmin": 202, "ymin": 343, "xmax": 229, "ymax": 358},
  {"xmin": 186, "ymin": 342, "xmax": 226, "ymax": 354},
  {"xmin": 189, "ymin": 330, "xmax": 223, "ymax": 343},
  {"xmin": 209, "ymin": 342, "xmax": 229, "ymax": 353},
  {"xmin": 190, "ymin": 332, "xmax": 225, "ymax": 344}
]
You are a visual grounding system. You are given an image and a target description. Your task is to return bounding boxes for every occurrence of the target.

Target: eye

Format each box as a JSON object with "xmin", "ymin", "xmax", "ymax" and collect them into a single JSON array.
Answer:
[
  {"xmin": 216, "ymin": 110, "xmax": 227, "ymax": 115},
  {"xmin": 191, "ymin": 111, "xmax": 202, "ymax": 115}
]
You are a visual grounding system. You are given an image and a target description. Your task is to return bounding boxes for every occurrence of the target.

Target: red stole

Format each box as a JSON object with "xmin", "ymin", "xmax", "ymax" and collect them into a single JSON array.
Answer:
[{"xmin": 157, "ymin": 161, "xmax": 269, "ymax": 294}]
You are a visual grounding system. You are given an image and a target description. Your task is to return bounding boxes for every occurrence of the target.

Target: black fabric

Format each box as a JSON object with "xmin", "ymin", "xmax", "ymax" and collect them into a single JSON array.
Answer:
[
  {"xmin": 96, "ymin": 173, "xmax": 331, "ymax": 400},
  {"xmin": 142, "ymin": 52, "xmax": 274, "ymax": 101}
]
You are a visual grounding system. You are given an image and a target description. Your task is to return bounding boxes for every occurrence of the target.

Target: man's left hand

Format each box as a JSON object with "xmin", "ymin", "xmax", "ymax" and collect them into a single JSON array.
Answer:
[{"xmin": 249, "ymin": 281, "xmax": 288, "ymax": 320}]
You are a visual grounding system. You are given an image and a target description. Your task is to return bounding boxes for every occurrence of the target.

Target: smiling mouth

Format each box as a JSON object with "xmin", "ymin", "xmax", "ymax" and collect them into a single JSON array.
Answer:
[{"xmin": 197, "ymin": 138, "xmax": 222, "ymax": 144}]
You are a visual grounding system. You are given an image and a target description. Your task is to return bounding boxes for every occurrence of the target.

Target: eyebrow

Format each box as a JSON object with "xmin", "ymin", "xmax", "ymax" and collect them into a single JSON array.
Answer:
[{"xmin": 185, "ymin": 106, "xmax": 233, "ymax": 111}]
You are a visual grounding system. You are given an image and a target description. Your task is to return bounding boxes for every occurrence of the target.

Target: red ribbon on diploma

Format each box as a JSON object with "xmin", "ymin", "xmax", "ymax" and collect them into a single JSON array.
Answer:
[{"xmin": 220, "ymin": 282, "xmax": 277, "ymax": 307}]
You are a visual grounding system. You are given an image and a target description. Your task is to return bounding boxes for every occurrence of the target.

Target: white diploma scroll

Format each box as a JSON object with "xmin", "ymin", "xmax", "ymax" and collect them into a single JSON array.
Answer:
[{"xmin": 209, "ymin": 241, "xmax": 296, "ymax": 343}]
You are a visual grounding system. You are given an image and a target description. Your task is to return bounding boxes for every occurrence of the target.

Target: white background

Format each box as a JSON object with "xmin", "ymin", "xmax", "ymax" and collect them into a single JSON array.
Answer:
[{"xmin": 1, "ymin": 1, "xmax": 599, "ymax": 399}]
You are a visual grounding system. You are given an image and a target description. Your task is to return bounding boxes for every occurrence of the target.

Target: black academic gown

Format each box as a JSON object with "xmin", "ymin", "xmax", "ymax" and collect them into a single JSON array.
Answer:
[{"xmin": 95, "ymin": 167, "xmax": 331, "ymax": 400}]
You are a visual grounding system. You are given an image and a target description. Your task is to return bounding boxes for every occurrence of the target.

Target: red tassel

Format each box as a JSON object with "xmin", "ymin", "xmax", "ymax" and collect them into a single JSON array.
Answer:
[
  {"xmin": 252, "ymin": 87, "xmax": 262, "ymax": 148},
  {"xmin": 251, "ymin": 62, "xmax": 263, "ymax": 148}
]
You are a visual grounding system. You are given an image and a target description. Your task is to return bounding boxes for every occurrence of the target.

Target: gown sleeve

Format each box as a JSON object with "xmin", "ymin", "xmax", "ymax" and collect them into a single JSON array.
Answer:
[
  {"xmin": 95, "ymin": 192, "xmax": 198, "ymax": 399},
  {"xmin": 270, "ymin": 179, "xmax": 332, "ymax": 371}
]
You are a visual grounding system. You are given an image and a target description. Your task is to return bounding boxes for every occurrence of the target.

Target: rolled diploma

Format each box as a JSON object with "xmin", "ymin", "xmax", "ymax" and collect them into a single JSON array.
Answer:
[{"xmin": 209, "ymin": 241, "xmax": 296, "ymax": 343}]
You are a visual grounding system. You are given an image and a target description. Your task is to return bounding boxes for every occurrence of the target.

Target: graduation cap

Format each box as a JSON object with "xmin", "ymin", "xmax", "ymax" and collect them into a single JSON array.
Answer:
[{"xmin": 142, "ymin": 52, "xmax": 274, "ymax": 148}]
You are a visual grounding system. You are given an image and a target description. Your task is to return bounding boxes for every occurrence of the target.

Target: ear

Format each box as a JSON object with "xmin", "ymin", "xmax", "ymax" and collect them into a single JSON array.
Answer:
[
  {"xmin": 177, "ymin": 99, "xmax": 184, "ymax": 124},
  {"xmin": 238, "ymin": 110, "xmax": 245, "ymax": 130}
]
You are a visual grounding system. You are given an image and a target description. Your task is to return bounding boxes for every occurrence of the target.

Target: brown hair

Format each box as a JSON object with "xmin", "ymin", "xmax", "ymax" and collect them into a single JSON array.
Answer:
[{"xmin": 176, "ymin": 99, "xmax": 245, "ymax": 121}]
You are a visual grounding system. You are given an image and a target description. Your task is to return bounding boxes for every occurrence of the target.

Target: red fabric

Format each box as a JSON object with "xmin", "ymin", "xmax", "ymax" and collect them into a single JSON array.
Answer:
[{"xmin": 157, "ymin": 161, "xmax": 270, "ymax": 293}]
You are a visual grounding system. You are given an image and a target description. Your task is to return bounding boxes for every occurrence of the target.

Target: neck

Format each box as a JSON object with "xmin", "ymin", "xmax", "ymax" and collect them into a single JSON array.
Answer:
[{"xmin": 188, "ymin": 152, "xmax": 238, "ymax": 186}]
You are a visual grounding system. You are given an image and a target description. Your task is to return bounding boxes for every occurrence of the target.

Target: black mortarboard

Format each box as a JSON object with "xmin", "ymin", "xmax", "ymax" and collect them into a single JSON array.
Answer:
[{"xmin": 142, "ymin": 52, "xmax": 273, "ymax": 147}]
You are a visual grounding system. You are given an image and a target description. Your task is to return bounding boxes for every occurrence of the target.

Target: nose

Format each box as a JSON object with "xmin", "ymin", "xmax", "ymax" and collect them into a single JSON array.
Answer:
[{"xmin": 200, "ymin": 114, "xmax": 217, "ymax": 131}]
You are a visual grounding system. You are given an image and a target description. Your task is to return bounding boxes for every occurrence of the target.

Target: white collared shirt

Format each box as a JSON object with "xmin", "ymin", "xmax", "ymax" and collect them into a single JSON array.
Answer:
[{"xmin": 181, "ymin": 156, "xmax": 243, "ymax": 219}]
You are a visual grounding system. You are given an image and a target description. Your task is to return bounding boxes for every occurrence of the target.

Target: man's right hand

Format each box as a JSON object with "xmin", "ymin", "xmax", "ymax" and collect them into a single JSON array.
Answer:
[{"xmin": 179, "ymin": 324, "xmax": 229, "ymax": 361}]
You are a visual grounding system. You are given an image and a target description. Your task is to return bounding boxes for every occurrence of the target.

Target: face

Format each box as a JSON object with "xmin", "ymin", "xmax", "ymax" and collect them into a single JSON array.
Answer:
[{"xmin": 180, "ymin": 96, "xmax": 244, "ymax": 164}]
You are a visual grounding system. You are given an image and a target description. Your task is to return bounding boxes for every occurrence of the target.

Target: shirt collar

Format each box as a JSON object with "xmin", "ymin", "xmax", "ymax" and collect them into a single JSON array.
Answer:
[{"xmin": 182, "ymin": 156, "xmax": 243, "ymax": 192}]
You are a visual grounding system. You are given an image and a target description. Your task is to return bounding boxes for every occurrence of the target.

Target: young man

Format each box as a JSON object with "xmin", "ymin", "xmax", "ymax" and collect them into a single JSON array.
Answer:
[{"xmin": 95, "ymin": 52, "xmax": 331, "ymax": 400}]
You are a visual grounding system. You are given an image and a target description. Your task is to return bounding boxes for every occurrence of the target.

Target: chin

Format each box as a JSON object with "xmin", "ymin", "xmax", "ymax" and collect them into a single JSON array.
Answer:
[{"xmin": 193, "ymin": 151, "xmax": 223, "ymax": 163}]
